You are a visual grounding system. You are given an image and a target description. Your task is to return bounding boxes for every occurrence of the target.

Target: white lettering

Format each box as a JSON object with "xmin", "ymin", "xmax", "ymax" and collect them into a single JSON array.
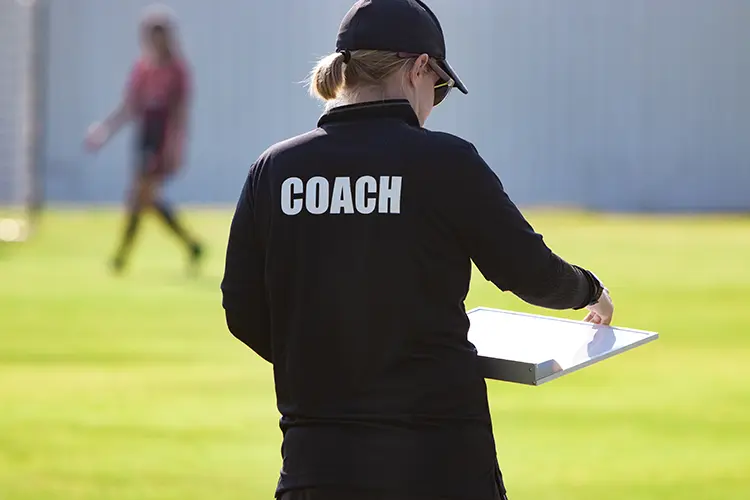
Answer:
[
  {"xmin": 281, "ymin": 177, "xmax": 303, "ymax": 215},
  {"xmin": 355, "ymin": 176, "xmax": 377, "ymax": 214},
  {"xmin": 330, "ymin": 177, "xmax": 355, "ymax": 214},
  {"xmin": 378, "ymin": 176, "xmax": 402, "ymax": 214},
  {"xmin": 280, "ymin": 175, "xmax": 402, "ymax": 215},
  {"xmin": 306, "ymin": 176, "xmax": 330, "ymax": 215}
]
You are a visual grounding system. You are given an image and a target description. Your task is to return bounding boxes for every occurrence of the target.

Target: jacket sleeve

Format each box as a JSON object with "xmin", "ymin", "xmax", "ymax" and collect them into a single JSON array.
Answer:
[
  {"xmin": 220, "ymin": 170, "xmax": 272, "ymax": 362},
  {"xmin": 447, "ymin": 143, "xmax": 596, "ymax": 310}
]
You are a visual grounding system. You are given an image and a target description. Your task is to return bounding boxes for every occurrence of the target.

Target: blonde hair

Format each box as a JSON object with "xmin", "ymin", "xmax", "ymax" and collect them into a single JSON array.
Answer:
[{"xmin": 309, "ymin": 50, "xmax": 415, "ymax": 103}]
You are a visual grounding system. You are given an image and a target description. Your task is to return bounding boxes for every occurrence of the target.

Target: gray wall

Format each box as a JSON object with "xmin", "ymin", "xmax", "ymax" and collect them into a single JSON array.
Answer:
[{"xmin": 41, "ymin": 0, "xmax": 750, "ymax": 211}]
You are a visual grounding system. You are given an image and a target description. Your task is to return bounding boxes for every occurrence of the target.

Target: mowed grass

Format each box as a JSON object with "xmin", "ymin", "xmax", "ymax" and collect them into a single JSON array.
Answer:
[{"xmin": 1, "ymin": 209, "xmax": 749, "ymax": 500}]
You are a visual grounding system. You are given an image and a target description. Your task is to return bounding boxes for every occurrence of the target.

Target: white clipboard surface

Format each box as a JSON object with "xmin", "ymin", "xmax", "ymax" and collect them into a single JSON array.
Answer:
[{"xmin": 467, "ymin": 307, "xmax": 659, "ymax": 386}]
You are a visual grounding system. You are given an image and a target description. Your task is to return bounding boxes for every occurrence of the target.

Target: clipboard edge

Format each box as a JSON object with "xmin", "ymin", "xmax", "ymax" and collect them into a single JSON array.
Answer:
[{"xmin": 467, "ymin": 306, "xmax": 660, "ymax": 386}]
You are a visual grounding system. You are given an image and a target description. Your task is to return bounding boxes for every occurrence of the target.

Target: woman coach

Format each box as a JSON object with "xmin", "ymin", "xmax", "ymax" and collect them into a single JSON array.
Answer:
[{"xmin": 221, "ymin": 1, "xmax": 614, "ymax": 499}]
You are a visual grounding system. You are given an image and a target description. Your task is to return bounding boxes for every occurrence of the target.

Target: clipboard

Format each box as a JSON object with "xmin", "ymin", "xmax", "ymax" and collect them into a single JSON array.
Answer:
[{"xmin": 467, "ymin": 307, "xmax": 659, "ymax": 386}]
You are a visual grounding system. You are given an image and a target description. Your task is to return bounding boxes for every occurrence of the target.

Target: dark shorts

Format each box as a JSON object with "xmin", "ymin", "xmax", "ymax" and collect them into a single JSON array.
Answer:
[
  {"xmin": 278, "ymin": 488, "xmax": 508, "ymax": 500},
  {"xmin": 135, "ymin": 113, "xmax": 169, "ymax": 180}
]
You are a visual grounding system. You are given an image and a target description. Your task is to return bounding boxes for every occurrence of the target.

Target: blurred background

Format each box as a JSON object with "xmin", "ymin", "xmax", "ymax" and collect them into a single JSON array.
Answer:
[{"xmin": 1, "ymin": 1, "xmax": 749, "ymax": 499}]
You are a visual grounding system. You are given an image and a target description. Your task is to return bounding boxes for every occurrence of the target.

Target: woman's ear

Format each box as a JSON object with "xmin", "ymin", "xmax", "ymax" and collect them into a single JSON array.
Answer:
[{"xmin": 408, "ymin": 54, "xmax": 431, "ymax": 86}]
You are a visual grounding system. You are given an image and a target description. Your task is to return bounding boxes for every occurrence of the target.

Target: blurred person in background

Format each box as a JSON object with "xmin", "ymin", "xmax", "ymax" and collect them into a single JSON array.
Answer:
[
  {"xmin": 221, "ymin": 0, "xmax": 614, "ymax": 499},
  {"xmin": 84, "ymin": 4, "xmax": 203, "ymax": 274}
]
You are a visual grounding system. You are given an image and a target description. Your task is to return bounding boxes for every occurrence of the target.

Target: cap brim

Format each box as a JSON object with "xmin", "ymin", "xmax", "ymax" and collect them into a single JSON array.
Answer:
[{"xmin": 440, "ymin": 59, "xmax": 467, "ymax": 95}]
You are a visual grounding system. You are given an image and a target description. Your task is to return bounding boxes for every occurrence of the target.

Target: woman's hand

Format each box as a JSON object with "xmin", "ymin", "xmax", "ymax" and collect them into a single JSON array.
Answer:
[
  {"xmin": 84, "ymin": 122, "xmax": 110, "ymax": 152},
  {"xmin": 584, "ymin": 288, "xmax": 614, "ymax": 325}
]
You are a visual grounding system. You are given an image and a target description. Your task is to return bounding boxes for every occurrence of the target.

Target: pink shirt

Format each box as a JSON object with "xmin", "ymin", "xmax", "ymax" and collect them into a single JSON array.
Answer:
[
  {"xmin": 126, "ymin": 57, "xmax": 190, "ymax": 171},
  {"xmin": 126, "ymin": 57, "xmax": 189, "ymax": 124}
]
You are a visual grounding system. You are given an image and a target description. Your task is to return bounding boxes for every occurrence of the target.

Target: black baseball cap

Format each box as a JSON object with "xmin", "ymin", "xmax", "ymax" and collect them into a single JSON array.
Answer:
[{"xmin": 335, "ymin": 0, "xmax": 468, "ymax": 96}]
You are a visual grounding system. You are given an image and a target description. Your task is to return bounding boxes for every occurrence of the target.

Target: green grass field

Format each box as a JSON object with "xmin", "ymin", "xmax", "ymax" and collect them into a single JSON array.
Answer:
[{"xmin": 1, "ymin": 209, "xmax": 749, "ymax": 500}]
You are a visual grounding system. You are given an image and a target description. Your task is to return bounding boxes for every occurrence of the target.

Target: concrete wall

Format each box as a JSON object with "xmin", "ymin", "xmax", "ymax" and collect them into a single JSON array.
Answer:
[{"xmin": 40, "ymin": 0, "xmax": 750, "ymax": 211}]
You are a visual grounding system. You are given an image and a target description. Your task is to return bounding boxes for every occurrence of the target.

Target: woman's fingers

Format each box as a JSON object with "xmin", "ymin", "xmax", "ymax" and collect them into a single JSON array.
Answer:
[
  {"xmin": 584, "ymin": 311, "xmax": 604, "ymax": 324},
  {"xmin": 584, "ymin": 312, "xmax": 614, "ymax": 326}
]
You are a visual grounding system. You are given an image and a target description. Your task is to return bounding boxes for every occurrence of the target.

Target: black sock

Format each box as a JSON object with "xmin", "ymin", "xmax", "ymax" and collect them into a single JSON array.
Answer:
[
  {"xmin": 153, "ymin": 199, "xmax": 195, "ymax": 247},
  {"xmin": 116, "ymin": 209, "xmax": 142, "ymax": 260}
]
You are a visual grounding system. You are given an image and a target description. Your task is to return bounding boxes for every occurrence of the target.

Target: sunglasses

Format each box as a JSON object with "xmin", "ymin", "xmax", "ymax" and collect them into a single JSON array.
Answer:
[{"xmin": 397, "ymin": 53, "xmax": 455, "ymax": 106}]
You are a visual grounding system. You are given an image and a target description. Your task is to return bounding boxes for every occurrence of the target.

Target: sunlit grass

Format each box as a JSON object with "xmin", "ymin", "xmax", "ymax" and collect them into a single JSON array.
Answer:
[{"xmin": 1, "ymin": 209, "xmax": 748, "ymax": 499}]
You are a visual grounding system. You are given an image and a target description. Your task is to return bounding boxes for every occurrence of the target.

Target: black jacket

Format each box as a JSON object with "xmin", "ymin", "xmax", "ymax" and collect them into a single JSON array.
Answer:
[{"xmin": 221, "ymin": 101, "xmax": 597, "ymax": 499}]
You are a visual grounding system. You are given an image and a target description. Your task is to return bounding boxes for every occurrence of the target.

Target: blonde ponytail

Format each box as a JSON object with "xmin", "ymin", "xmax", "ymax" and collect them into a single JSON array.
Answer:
[
  {"xmin": 309, "ymin": 52, "xmax": 348, "ymax": 101},
  {"xmin": 308, "ymin": 50, "xmax": 415, "ymax": 103}
]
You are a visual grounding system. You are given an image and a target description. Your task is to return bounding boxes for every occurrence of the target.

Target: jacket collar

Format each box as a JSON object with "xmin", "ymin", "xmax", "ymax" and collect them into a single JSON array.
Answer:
[{"xmin": 318, "ymin": 100, "xmax": 421, "ymax": 128}]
